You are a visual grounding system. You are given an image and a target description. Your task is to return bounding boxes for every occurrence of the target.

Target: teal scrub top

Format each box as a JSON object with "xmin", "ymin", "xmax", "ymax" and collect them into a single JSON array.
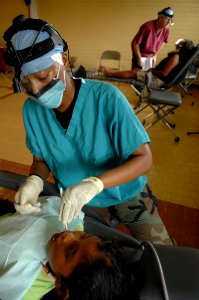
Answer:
[{"xmin": 23, "ymin": 79, "xmax": 150, "ymax": 207}]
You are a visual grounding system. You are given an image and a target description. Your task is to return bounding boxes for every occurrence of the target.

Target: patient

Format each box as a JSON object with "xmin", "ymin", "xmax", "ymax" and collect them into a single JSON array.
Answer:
[
  {"xmin": 0, "ymin": 198, "xmax": 138, "ymax": 300},
  {"xmin": 102, "ymin": 39, "xmax": 194, "ymax": 88},
  {"xmin": 45, "ymin": 231, "xmax": 137, "ymax": 300}
]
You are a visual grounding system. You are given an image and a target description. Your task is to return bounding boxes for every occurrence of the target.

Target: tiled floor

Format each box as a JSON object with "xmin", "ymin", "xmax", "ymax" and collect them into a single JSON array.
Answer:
[
  {"xmin": 0, "ymin": 74, "xmax": 199, "ymax": 248},
  {"xmin": 158, "ymin": 200, "xmax": 199, "ymax": 248}
]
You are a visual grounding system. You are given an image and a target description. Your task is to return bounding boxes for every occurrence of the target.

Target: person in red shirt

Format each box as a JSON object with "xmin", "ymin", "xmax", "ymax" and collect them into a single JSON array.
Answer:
[{"xmin": 131, "ymin": 7, "xmax": 174, "ymax": 70}]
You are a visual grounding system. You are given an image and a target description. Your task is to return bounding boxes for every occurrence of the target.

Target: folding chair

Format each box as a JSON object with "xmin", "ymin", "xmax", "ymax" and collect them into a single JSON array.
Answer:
[
  {"xmin": 136, "ymin": 73, "xmax": 182, "ymax": 142},
  {"xmin": 99, "ymin": 50, "xmax": 121, "ymax": 72}
]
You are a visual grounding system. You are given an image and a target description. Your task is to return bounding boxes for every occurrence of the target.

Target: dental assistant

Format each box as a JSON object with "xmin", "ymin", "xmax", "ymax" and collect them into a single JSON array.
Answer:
[{"xmin": 3, "ymin": 16, "xmax": 173, "ymax": 245}]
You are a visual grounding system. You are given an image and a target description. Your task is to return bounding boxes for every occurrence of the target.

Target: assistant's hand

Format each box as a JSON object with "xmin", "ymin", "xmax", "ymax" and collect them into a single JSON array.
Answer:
[
  {"xmin": 14, "ymin": 175, "xmax": 44, "ymax": 214},
  {"xmin": 59, "ymin": 177, "xmax": 104, "ymax": 226}
]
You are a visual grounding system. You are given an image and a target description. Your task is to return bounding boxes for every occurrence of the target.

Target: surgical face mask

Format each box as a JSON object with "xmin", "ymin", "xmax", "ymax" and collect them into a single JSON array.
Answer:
[{"xmin": 27, "ymin": 65, "xmax": 66, "ymax": 109}]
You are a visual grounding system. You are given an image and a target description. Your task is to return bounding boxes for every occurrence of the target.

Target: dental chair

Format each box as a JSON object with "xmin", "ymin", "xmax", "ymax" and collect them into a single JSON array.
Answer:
[
  {"xmin": 178, "ymin": 56, "xmax": 199, "ymax": 98},
  {"xmin": 0, "ymin": 169, "xmax": 199, "ymax": 300},
  {"xmin": 159, "ymin": 44, "xmax": 199, "ymax": 92},
  {"xmin": 115, "ymin": 44, "xmax": 199, "ymax": 113},
  {"xmin": 177, "ymin": 44, "xmax": 199, "ymax": 99},
  {"xmin": 133, "ymin": 45, "xmax": 199, "ymax": 142}
]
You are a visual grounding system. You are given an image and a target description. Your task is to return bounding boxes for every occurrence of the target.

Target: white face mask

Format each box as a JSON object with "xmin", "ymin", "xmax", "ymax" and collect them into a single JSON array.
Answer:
[{"xmin": 28, "ymin": 65, "xmax": 66, "ymax": 109}]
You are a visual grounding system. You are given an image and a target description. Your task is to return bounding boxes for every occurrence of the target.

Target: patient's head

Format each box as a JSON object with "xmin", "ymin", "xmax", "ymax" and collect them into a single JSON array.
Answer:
[
  {"xmin": 175, "ymin": 39, "xmax": 195, "ymax": 51},
  {"xmin": 47, "ymin": 231, "xmax": 137, "ymax": 300}
]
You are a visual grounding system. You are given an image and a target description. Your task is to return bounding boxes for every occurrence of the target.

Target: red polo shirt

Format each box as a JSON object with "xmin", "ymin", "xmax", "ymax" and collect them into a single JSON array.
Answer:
[{"xmin": 133, "ymin": 20, "xmax": 169, "ymax": 57}]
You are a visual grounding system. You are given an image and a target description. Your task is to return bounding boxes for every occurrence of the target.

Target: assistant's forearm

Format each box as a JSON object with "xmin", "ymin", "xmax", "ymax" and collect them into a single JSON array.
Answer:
[
  {"xmin": 96, "ymin": 150, "xmax": 152, "ymax": 189},
  {"xmin": 30, "ymin": 157, "xmax": 50, "ymax": 181}
]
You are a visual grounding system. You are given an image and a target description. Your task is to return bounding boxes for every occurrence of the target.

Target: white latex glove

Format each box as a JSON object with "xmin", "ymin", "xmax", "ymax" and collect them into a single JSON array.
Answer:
[
  {"xmin": 59, "ymin": 177, "xmax": 104, "ymax": 226},
  {"xmin": 14, "ymin": 175, "xmax": 44, "ymax": 214}
]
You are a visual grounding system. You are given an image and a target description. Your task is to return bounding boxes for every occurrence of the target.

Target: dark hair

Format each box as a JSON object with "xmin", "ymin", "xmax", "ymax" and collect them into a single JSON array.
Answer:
[
  {"xmin": 12, "ymin": 14, "xmax": 26, "ymax": 25},
  {"xmin": 177, "ymin": 39, "xmax": 195, "ymax": 51},
  {"xmin": 168, "ymin": 39, "xmax": 195, "ymax": 58},
  {"xmin": 158, "ymin": 7, "xmax": 174, "ymax": 18},
  {"xmin": 57, "ymin": 239, "xmax": 139, "ymax": 300}
]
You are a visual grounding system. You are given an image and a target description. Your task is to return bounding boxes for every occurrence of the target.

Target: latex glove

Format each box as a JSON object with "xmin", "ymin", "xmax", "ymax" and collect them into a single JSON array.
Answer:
[
  {"xmin": 14, "ymin": 175, "xmax": 44, "ymax": 214},
  {"xmin": 59, "ymin": 177, "xmax": 104, "ymax": 226}
]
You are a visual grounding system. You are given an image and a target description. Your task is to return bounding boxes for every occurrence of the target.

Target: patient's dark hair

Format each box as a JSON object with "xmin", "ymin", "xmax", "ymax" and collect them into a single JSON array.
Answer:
[
  {"xmin": 12, "ymin": 14, "xmax": 26, "ymax": 25},
  {"xmin": 177, "ymin": 39, "xmax": 195, "ymax": 51},
  {"xmin": 168, "ymin": 39, "xmax": 195, "ymax": 58},
  {"xmin": 56, "ymin": 239, "xmax": 139, "ymax": 300}
]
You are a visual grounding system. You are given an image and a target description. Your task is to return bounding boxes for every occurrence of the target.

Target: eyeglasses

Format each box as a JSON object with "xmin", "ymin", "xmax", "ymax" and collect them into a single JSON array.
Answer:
[{"xmin": 19, "ymin": 64, "xmax": 61, "ymax": 94}]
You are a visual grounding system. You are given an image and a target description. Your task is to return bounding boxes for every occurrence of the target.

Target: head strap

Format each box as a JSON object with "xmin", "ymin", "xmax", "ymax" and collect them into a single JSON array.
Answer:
[
  {"xmin": 3, "ymin": 16, "xmax": 68, "ymax": 93},
  {"xmin": 3, "ymin": 17, "xmax": 68, "ymax": 68}
]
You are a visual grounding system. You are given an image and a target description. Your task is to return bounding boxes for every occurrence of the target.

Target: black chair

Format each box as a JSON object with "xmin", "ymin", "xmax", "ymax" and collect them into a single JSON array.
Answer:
[
  {"xmin": 187, "ymin": 131, "xmax": 199, "ymax": 136},
  {"xmin": 132, "ymin": 45, "xmax": 199, "ymax": 142},
  {"xmin": 0, "ymin": 169, "xmax": 199, "ymax": 300},
  {"xmin": 135, "ymin": 73, "xmax": 182, "ymax": 142},
  {"xmin": 178, "ymin": 55, "xmax": 199, "ymax": 97},
  {"xmin": 134, "ymin": 44, "xmax": 199, "ymax": 109},
  {"xmin": 161, "ymin": 44, "xmax": 199, "ymax": 92}
]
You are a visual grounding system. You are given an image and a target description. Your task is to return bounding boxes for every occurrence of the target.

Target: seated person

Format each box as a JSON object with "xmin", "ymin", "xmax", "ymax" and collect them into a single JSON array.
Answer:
[
  {"xmin": 69, "ymin": 56, "xmax": 87, "ymax": 78},
  {"xmin": 0, "ymin": 198, "xmax": 138, "ymax": 300},
  {"xmin": 103, "ymin": 39, "xmax": 194, "ymax": 88}
]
